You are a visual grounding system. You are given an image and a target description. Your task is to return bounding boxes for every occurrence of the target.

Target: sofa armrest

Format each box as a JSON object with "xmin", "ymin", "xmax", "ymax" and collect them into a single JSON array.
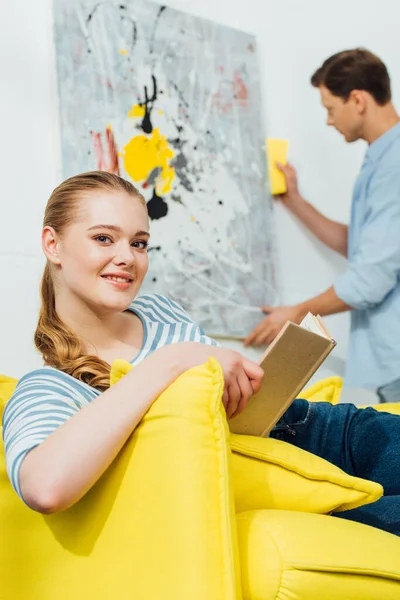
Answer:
[{"xmin": 0, "ymin": 358, "xmax": 242, "ymax": 600}]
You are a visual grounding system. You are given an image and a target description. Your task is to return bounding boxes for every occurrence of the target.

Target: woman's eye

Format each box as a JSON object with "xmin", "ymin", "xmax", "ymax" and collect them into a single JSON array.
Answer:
[
  {"xmin": 132, "ymin": 240, "xmax": 148, "ymax": 250},
  {"xmin": 94, "ymin": 235, "xmax": 112, "ymax": 244}
]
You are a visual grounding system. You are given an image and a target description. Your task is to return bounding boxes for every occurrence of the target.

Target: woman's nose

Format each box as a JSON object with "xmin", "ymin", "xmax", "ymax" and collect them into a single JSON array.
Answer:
[{"xmin": 113, "ymin": 242, "xmax": 134, "ymax": 266}]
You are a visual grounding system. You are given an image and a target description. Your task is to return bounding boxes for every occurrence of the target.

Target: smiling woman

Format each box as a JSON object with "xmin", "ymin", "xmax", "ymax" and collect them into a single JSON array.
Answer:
[
  {"xmin": 3, "ymin": 172, "xmax": 400, "ymax": 538},
  {"xmin": 36, "ymin": 171, "xmax": 151, "ymax": 389},
  {"xmin": 3, "ymin": 171, "xmax": 263, "ymax": 514}
]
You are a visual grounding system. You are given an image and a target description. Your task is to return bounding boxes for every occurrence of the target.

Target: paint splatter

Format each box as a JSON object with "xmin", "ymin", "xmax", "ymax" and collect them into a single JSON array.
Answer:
[
  {"xmin": 54, "ymin": 0, "xmax": 278, "ymax": 338},
  {"xmin": 123, "ymin": 127, "xmax": 175, "ymax": 194},
  {"xmin": 147, "ymin": 188, "xmax": 168, "ymax": 219},
  {"xmin": 135, "ymin": 75, "xmax": 158, "ymax": 134},
  {"xmin": 233, "ymin": 72, "xmax": 248, "ymax": 107},
  {"xmin": 128, "ymin": 103, "xmax": 146, "ymax": 118}
]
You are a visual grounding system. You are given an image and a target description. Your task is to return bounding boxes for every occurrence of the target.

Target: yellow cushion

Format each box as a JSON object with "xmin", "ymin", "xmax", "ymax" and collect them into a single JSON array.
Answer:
[
  {"xmin": 3, "ymin": 363, "xmax": 381, "ymax": 524},
  {"xmin": 110, "ymin": 357, "xmax": 133, "ymax": 384},
  {"xmin": 111, "ymin": 361, "xmax": 382, "ymax": 516},
  {"xmin": 361, "ymin": 402, "xmax": 400, "ymax": 414},
  {"xmin": 301, "ymin": 376, "xmax": 343, "ymax": 404},
  {"xmin": 229, "ymin": 375, "xmax": 380, "ymax": 514},
  {"xmin": 0, "ymin": 374, "xmax": 18, "ymax": 418},
  {"xmin": 230, "ymin": 434, "xmax": 382, "ymax": 514},
  {"xmin": 0, "ymin": 357, "xmax": 241, "ymax": 599},
  {"xmin": 302, "ymin": 376, "xmax": 400, "ymax": 415},
  {"xmin": 237, "ymin": 509, "xmax": 400, "ymax": 600}
]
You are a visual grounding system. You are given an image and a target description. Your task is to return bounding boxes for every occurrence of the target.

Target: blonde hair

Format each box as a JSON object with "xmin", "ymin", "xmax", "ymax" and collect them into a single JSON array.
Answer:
[{"xmin": 34, "ymin": 171, "xmax": 146, "ymax": 391}]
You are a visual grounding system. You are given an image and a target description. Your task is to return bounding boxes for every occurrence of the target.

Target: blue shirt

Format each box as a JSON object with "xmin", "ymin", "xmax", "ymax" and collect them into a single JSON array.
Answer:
[
  {"xmin": 2, "ymin": 294, "xmax": 218, "ymax": 502},
  {"xmin": 334, "ymin": 122, "xmax": 400, "ymax": 388}
]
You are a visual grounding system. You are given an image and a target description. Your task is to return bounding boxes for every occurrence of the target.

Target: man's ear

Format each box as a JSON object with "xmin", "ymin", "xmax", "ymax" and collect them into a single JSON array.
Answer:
[
  {"xmin": 350, "ymin": 89, "xmax": 367, "ymax": 114},
  {"xmin": 42, "ymin": 226, "xmax": 61, "ymax": 265}
]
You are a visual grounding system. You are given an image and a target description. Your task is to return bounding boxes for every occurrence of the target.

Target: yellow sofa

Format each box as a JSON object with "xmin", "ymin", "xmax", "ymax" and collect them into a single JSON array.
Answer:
[{"xmin": 1, "ymin": 361, "xmax": 400, "ymax": 599}]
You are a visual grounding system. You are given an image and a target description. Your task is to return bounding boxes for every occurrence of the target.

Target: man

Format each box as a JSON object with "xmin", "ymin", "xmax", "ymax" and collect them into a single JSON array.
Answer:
[{"xmin": 245, "ymin": 48, "xmax": 400, "ymax": 402}]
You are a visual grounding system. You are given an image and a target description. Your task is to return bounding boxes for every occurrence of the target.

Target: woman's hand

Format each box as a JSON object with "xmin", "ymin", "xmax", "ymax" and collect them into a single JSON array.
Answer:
[
  {"xmin": 18, "ymin": 341, "xmax": 262, "ymax": 514},
  {"xmin": 213, "ymin": 348, "xmax": 264, "ymax": 418},
  {"xmin": 157, "ymin": 343, "xmax": 264, "ymax": 419}
]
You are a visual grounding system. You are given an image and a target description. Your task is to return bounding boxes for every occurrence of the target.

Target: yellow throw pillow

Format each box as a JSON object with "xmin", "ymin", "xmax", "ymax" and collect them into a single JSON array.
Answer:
[
  {"xmin": 111, "ymin": 360, "xmax": 382, "ymax": 515},
  {"xmin": 301, "ymin": 376, "xmax": 343, "ymax": 404},
  {"xmin": 230, "ymin": 433, "xmax": 382, "ymax": 514},
  {"xmin": 360, "ymin": 402, "xmax": 400, "ymax": 414},
  {"xmin": 110, "ymin": 358, "xmax": 133, "ymax": 384},
  {"xmin": 0, "ymin": 375, "xmax": 18, "ymax": 419}
]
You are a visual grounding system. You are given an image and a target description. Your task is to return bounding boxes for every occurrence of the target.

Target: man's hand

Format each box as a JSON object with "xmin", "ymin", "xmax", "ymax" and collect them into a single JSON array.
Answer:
[
  {"xmin": 244, "ymin": 305, "xmax": 302, "ymax": 347},
  {"xmin": 276, "ymin": 162, "xmax": 302, "ymax": 206}
]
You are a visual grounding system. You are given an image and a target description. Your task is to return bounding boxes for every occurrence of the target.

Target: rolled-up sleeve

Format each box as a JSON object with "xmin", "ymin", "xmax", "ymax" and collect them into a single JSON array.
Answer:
[{"xmin": 334, "ymin": 168, "xmax": 400, "ymax": 310}]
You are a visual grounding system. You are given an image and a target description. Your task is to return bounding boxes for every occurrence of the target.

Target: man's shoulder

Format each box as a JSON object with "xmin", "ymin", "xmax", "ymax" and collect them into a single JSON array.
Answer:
[{"xmin": 379, "ymin": 134, "xmax": 400, "ymax": 171}]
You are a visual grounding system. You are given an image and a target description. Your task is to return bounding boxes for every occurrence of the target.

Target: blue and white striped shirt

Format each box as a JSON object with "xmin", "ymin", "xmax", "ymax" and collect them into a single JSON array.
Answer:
[{"xmin": 2, "ymin": 294, "xmax": 217, "ymax": 501}]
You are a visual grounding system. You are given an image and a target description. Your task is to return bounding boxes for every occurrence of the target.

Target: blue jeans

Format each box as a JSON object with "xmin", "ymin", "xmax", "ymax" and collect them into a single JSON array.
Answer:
[
  {"xmin": 271, "ymin": 400, "xmax": 400, "ymax": 536},
  {"xmin": 377, "ymin": 377, "xmax": 400, "ymax": 403}
]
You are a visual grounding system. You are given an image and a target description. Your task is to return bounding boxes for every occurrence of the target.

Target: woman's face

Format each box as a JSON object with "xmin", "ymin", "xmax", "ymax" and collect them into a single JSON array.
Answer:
[{"xmin": 44, "ymin": 191, "xmax": 150, "ymax": 314}]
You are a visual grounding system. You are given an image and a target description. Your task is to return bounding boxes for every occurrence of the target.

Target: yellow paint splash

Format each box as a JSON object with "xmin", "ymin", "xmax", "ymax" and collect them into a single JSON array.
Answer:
[
  {"xmin": 123, "ymin": 128, "xmax": 175, "ymax": 195},
  {"xmin": 120, "ymin": 49, "xmax": 128, "ymax": 55},
  {"xmin": 128, "ymin": 104, "xmax": 146, "ymax": 118}
]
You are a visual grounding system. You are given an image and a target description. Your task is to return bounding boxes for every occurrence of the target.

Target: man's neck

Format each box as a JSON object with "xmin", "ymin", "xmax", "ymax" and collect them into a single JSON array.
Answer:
[{"xmin": 363, "ymin": 102, "xmax": 400, "ymax": 145}]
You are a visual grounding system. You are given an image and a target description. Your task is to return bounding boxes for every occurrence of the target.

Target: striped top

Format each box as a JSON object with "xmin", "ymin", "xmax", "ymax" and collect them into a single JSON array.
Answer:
[{"xmin": 2, "ymin": 294, "xmax": 217, "ymax": 501}]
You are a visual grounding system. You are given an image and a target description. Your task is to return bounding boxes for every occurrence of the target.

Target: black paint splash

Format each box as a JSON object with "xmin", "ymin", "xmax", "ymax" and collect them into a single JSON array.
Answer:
[
  {"xmin": 86, "ymin": 1, "xmax": 103, "ymax": 23},
  {"xmin": 137, "ymin": 75, "xmax": 158, "ymax": 134},
  {"xmin": 147, "ymin": 188, "xmax": 168, "ymax": 220},
  {"xmin": 149, "ymin": 6, "xmax": 167, "ymax": 55},
  {"xmin": 86, "ymin": 3, "xmax": 137, "ymax": 54}
]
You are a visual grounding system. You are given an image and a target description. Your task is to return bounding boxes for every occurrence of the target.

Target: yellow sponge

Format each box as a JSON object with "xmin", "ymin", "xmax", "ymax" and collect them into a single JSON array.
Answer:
[{"xmin": 266, "ymin": 138, "xmax": 289, "ymax": 195}]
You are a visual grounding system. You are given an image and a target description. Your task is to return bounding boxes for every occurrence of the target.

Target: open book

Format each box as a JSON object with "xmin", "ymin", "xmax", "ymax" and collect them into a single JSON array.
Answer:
[{"xmin": 228, "ymin": 313, "xmax": 336, "ymax": 437}]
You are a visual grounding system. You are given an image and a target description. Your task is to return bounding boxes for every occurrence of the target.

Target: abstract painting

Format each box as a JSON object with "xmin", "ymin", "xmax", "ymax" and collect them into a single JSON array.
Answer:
[{"xmin": 53, "ymin": 0, "xmax": 278, "ymax": 337}]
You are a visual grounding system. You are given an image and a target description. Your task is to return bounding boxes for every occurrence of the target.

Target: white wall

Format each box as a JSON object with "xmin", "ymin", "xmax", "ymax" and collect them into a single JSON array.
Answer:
[{"xmin": 1, "ymin": 0, "xmax": 399, "ymax": 402}]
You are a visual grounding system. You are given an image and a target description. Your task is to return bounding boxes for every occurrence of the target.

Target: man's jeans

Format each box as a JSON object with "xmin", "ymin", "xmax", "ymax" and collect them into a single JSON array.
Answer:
[
  {"xmin": 377, "ymin": 377, "xmax": 400, "ymax": 403},
  {"xmin": 271, "ymin": 399, "xmax": 400, "ymax": 536}
]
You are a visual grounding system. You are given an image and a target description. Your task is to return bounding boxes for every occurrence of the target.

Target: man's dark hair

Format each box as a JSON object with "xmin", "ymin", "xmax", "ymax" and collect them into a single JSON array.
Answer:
[{"xmin": 311, "ymin": 48, "xmax": 391, "ymax": 105}]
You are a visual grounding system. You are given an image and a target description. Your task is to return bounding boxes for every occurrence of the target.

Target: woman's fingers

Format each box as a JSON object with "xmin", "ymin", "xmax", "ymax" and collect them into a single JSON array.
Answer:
[
  {"xmin": 224, "ymin": 379, "xmax": 242, "ymax": 419},
  {"xmin": 241, "ymin": 358, "xmax": 264, "ymax": 394},
  {"xmin": 230, "ymin": 369, "xmax": 253, "ymax": 418}
]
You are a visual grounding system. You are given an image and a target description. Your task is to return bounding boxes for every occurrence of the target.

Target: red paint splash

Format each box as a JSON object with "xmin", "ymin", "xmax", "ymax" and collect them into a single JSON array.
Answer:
[
  {"xmin": 233, "ymin": 72, "xmax": 248, "ymax": 107},
  {"xmin": 91, "ymin": 127, "xmax": 120, "ymax": 175}
]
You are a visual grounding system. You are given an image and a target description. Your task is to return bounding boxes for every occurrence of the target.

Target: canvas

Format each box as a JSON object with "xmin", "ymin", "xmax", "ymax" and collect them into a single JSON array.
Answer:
[{"xmin": 53, "ymin": 0, "xmax": 278, "ymax": 337}]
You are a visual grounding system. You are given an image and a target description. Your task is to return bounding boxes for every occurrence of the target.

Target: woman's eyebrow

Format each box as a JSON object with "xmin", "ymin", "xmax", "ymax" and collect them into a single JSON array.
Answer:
[{"xmin": 87, "ymin": 224, "xmax": 150, "ymax": 236}]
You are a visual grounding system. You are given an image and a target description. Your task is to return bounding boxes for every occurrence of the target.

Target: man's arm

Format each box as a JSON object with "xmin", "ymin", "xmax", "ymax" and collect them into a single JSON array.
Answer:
[
  {"xmin": 277, "ymin": 163, "xmax": 348, "ymax": 257},
  {"xmin": 244, "ymin": 287, "xmax": 350, "ymax": 346},
  {"xmin": 245, "ymin": 166, "xmax": 400, "ymax": 347}
]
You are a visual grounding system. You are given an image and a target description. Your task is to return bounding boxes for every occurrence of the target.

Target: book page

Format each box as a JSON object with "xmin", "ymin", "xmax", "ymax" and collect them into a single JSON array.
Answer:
[{"xmin": 300, "ymin": 312, "xmax": 331, "ymax": 339}]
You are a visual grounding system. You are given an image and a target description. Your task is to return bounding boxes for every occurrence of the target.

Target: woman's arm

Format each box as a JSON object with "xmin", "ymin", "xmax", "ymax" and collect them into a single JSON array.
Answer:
[
  {"xmin": 19, "ymin": 346, "xmax": 183, "ymax": 513},
  {"xmin": 19, "ymin": 343, "xmax": 263, "ymax": 513}
]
